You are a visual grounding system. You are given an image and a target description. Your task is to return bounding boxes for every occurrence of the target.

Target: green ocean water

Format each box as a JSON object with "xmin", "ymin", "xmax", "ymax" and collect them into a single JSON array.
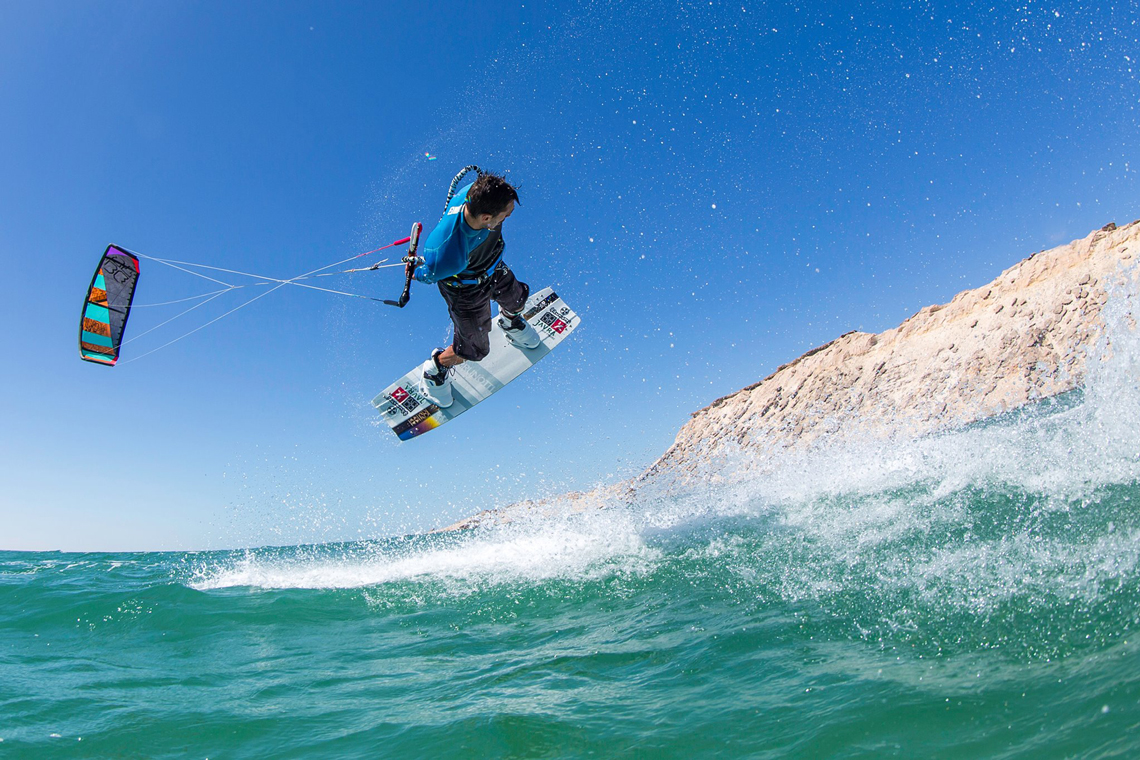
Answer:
[
  {"xmin": 5, "ymin": 459, "xmax": 1140, "ymax": 757},
  {"xmin": 5, "ymin": 294, "xmax": 1140, "ymax": 758}
]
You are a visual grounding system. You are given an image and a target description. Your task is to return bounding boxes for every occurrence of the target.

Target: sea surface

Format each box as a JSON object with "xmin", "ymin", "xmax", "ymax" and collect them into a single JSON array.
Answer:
[{"xmin": 5, "ymin": 291, "xmax": 1140, "ymax": 758}]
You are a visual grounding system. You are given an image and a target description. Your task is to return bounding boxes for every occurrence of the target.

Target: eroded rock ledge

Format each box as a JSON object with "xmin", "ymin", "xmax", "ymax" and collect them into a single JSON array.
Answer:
[{"xmin": 441, "ymin": 220, "xmax": 1139, "ymax": 531}]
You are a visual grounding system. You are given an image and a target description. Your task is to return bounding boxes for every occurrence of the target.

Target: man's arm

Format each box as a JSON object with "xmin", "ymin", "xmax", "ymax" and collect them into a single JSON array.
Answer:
[{"xmin": 413, "ymin": 213, "xmax": 468, "ymax": 284}]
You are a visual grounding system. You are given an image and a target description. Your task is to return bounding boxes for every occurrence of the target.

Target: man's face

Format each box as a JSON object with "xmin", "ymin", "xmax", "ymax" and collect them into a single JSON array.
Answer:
[{"xmin": 477, "ymin": 200, "xmax": 515, "ymax": 230}]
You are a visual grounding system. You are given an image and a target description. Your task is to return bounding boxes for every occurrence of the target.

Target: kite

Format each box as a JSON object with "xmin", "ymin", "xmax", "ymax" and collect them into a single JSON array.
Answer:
[{"xmin": 79, "ymin": 245, "xmax": 140, "ymax": 366}]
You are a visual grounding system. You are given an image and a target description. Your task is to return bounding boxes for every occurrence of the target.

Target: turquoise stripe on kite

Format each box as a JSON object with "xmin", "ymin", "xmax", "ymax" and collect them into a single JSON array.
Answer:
[
  {"xmin": 82, "ymin": 330, "xmax": 114, "ymax": 347},
  {"xmin": 94, "ymin": 274, "xmax": 106, "ymax": 290},
  {"xmin": 85, "ymin": 303, "xmax": 110, "ymax": 322}
]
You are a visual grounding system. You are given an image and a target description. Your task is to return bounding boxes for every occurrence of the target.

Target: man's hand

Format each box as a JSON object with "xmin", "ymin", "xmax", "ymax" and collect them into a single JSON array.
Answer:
[{"xmin": 403, "ymin": 255, "xmax": 424, "ymax": 278}]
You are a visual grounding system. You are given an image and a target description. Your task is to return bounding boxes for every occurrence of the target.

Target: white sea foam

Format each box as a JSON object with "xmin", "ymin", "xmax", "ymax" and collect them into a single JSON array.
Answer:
[{"xmin": 191, "ymin": 511, "xmax": 657, "ymax": 591}]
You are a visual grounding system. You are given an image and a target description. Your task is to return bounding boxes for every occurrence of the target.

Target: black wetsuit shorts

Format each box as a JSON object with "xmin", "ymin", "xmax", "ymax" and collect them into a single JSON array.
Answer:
[{"xmin": 438, "ymin": 262, "xmax": 529, "ymax": 362}]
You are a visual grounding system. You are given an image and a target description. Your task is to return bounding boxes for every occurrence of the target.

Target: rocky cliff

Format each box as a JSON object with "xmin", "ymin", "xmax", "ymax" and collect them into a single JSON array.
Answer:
[
  {"xmin": 647, "ymin": 219, "xmax": 1139, "ymax": 478},
  {"xmin": 442, "ymin": 219, "xmax": 1139, "ymax": 531}
]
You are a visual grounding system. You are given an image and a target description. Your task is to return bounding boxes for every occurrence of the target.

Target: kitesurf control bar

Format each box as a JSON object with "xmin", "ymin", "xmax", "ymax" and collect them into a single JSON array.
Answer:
[{"xmin": 384, "ymin": 221, "xmax": 422, "ymax": 308}]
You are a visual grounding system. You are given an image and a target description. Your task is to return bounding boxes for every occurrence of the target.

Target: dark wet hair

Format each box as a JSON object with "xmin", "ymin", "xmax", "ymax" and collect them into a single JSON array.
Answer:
[{"xmin": 466, "ymin": 173, "xmax": 520, "ymax": 217}]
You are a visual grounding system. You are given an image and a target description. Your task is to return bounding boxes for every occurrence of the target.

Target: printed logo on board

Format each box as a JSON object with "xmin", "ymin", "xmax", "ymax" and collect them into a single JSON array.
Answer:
[
  {"xmin": 388, "ymin": 385, "xmax": 421, "ymax": 415},
  {"xmin": 393, "ymin": 407, "xmax": 436, "ymax": 437},
  {"xmin": 460, "ymin": 365, "xmax": 497, "ymax": 395},
  {"xmin": 523, "ymin": 292, "xmax": 560, "ymax": 320},
  {"xmin": 537, "ymin": 309, "xmax": 572, "ymax": 335}
]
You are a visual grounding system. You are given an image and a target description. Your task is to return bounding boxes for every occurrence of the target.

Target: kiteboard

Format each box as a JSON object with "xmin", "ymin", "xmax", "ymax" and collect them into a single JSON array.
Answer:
[{"xmin": 372, "ymin": 287, "xmax": 579, "ymax": 440}]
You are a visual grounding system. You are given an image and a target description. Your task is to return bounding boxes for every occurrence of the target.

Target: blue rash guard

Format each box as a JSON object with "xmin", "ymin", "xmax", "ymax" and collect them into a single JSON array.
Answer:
[{"xmin": 413, "ymin": 183, "xmax": 491, "ymax": 284}]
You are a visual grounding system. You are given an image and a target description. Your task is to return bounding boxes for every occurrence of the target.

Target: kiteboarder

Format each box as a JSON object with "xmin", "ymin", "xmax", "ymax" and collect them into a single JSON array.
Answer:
[{"xmin": 410, "ymin": 172, "xmax": 540, "ymax": 408}]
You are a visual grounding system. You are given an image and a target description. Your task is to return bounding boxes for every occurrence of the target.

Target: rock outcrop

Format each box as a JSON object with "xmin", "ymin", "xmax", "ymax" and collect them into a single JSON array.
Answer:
[
  {"xmin": 647, "ymin": 219, "xmax": 1139, "ymax": 478},
  {"xmin": 441, "ymin": 220, "xmax": 1139, "ymax": 531}
]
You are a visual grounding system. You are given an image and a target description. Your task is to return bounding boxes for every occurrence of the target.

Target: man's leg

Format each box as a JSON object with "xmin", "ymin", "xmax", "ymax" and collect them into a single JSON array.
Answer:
[
  {"xmin": 439, "ymin": 282, "xmax": 494, "ymax": 363},
  {"xmin": 489, "ymin": 264, "xmax": 529, "ymax": 316},
  {"xmin": 435, "ymin": 345, "xmax": 464, "ymax": 368},
  {"xmin": 419, "ymin": 284, "xmax": 492, "ymax": 408},
  {"xmin": 490, "ymin": 266, "xmax": 539, "ymax": 349}
]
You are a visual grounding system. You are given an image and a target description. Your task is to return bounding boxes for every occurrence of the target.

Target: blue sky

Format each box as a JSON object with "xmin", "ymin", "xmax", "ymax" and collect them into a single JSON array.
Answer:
[{"xmin": 2, "ymin": 1, "xmax": 1138, "ymax": 551}]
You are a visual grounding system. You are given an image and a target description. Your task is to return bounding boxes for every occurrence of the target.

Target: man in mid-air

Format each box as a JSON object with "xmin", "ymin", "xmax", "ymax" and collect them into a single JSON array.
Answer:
[{"xmin": 410, "ymin": 172, "xmax": 540, "ymax": 407}]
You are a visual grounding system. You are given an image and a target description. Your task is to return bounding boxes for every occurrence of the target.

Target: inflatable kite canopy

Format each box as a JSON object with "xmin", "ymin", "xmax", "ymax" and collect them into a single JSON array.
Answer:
[{"xmin": 79, "ymin": 245, "xmax": 139, "ymax": 366}]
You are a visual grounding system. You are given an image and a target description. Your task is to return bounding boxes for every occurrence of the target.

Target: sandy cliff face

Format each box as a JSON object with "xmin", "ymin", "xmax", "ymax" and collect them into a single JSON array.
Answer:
[
  {"xmin": 442, "ymin": 220, "xmax": 1139, "ymax": 531},
  {"xmin": 646, "ymin": 220, "xmax": 1140, "ymax": 478}
]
